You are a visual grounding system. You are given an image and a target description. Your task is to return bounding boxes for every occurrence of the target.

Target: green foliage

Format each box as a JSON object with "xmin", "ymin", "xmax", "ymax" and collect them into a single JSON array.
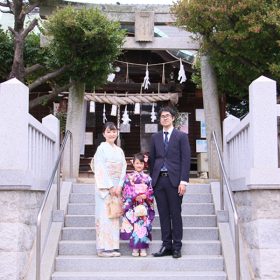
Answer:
[
  {"xmin": 173, "ymin": 0, "xmax": 280, "ymax": 100},
  {"xmin": 0, "ymin": 27, "xmax": 49, "ymax": 83},
  {"xmin": 24, "ymin": 32, "xmax": 45, "ymax": 67},
  {"xmin": 24, "ymin": 32, "xmax": 52, "ymax": 84},
  {"xmin": 44, "ymin": 6, "xmax": 126, "ymax": 87},
  {"xmin": 191, "ymin": 55, "xmax": 202, "ymax": 89},
  {"xmin": 0, "ymin": 28, "xmax": 13, "ymax": 81},
  {"xmin": 55, "ymin": 111, "xmax": 67, "ymax": 134}
]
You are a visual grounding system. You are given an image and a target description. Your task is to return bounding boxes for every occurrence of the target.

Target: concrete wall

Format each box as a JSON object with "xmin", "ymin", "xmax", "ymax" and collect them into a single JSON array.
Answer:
[
  {"xmin": 0, "ymin": 191, "xmax": 43, "ymax": 280},
  {"xmin": 235, "ymin": 190, "xmax": 280, "ymax": 279}
]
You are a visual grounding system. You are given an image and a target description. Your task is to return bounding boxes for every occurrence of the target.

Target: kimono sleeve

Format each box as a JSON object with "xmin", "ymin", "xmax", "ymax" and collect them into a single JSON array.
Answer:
[
  {"xmin": 122, "ymin": 175, "xmax": 135, "ymax": 211},
  {"xmin": 93, "ymin": 145, "xmax": 113, "ymax": 190},
  {"xmin": 144, "ymin": 175, "xmax": 154, "ymax": 205},
  {"xmin": 117, "ymin": 148, "xmax": 127, "ymax": 188}
]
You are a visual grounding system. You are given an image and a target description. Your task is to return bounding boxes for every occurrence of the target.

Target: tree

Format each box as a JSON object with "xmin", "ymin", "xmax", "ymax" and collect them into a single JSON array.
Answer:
[
  {"xmin": 173, "ymin": 0, "xmax": 280, "ymax": 101},
  {"xmin": 0, "ymin": 0, "xmax": 72, "ymax": 109},
  {"xmin": 0, "ymin": 0, "xmax": 45, "ymax": 81},
  {"xmin": 0, "ymin": 28, "xmax": 13, "ymax": 80},
  {"xmin": 44, "ymin": 6, "xmax": 125, "ymax": 178},
  {"xmin": 173, "ymin": 0, "xmax": 280, "ymax": 178}
]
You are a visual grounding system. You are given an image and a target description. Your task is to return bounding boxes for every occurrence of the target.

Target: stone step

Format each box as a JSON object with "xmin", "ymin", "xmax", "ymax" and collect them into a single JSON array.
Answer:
[
  {"xmin": 69, "ymin": 193, "xmax": 213, "ymax": 204},
  {"xmin": 59, "ymin": 240, "xmax": 221, "ymax": 256},
  {"xmin": 55, "ymin": 255, "xmax": 224, "ymax": 272},
  {"xmin": 52, "ymin": 271, "xmax": 227, "ymax": 280},
  {"xmin": 72, "ymin": 184, "xmax": 211, "ymax": 194},
  {"xmin": 62, "ymin": 227, "xmax": 219, "ymax": 241},
  {"xmin": 67, "ymin": 203, "xmax": 215, "ymax": 215},
  {"xmin": 64, "ymin": 215, "xmax": 217, "ymax": 228}
]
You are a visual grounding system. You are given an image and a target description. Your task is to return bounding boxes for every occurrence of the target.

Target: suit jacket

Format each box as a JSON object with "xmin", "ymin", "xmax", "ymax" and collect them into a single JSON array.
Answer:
[{"xmin": 149, "ymin": 128, "xmax": 191, "ymax": 188}]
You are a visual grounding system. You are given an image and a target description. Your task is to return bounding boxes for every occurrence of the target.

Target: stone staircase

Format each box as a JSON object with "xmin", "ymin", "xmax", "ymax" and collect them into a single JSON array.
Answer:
[{"xmin": 52, "ymin": 183, "xmax": 227, "ymax": 280}]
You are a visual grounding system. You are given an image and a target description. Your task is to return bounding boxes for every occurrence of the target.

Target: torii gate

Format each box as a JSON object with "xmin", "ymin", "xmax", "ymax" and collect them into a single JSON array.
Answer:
[{"xmin": 40, "ymin": 3, "xmax": 221, "ymax": 179}]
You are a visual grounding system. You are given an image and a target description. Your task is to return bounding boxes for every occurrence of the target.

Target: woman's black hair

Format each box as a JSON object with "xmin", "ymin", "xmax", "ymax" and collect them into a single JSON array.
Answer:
[
  {"xmin": 159, "ymin": 106, "xmax": 176, "ymax": 117},
  {"xmin": 133, "ymin": 152, "xmax": 145, "ymax": 163},
  {"xmin": 102, "ymin": 122, "xmax": 117, "ymax": 133}
]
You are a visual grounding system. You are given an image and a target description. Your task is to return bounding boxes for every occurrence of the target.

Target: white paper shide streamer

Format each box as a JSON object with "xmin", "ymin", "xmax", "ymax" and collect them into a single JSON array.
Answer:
[
  {"xmin": 89, "ymin": 101, "xmax": 95, "ymax": 113},
  {"xmin": 142, "ymin": 63, "xmax": 151, "ymax": 90},
  {"xmin": 134, "ymin": 103, "xmax": 140, "ymax": 115},
  {"xmin": 107, "ymin": 73, "xmax": 115, "ymax": 82},
  {"xmin": 111, "ymin": 104, "xmax": 117, "ymax": 116},
  {"xmin": 103, "ymin": 104, "xmax": 107, "ymax": 124},
  {"xmin": 178, "ymin": 58, "xmax": 187, "ymax": 84},
  {"xmin": 151, "ymin": 103, "xmax": 157, "ymax": 123},
  {"xmin": 121, "ymin": 105, "xmax": 131, "ymax": 125}
]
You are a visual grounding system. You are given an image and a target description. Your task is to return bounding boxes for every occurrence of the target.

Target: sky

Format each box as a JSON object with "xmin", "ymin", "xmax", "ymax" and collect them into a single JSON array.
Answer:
[{"xmin": 65, "ymin": 0, "xmax": 175, "ymax": 4}]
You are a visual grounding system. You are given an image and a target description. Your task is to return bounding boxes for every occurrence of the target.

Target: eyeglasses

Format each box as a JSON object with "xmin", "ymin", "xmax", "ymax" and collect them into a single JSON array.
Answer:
[{"xmin": 160, "ymin": 114, "xmax": 172, "ymax": 119}]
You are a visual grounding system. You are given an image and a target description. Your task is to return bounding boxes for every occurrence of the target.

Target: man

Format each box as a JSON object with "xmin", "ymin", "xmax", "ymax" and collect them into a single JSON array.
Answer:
[{"xmin": 149, "ymin": 106, "xmax": 191, "ymax": 258}]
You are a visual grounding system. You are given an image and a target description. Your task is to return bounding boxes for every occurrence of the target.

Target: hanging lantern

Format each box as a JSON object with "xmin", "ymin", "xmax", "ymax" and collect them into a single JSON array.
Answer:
[
  {"xmin": 103, "ymin": 104, "xmax": 107, "ymax": 124},
  {"xmin": 134, "ymin": 103, "xmax": 140, "ymax": 115},
  {"xmin": 121, "ymin": 105, "xmax": 131, "ymax": 125},
  {"xmin": 111, "ymin": 104, "xmax": 117, "ymax": 116},
  {"xmin": 178, "ymin": 58, "xmax": 187, "ymax": 84},
  {"xmin": 89, "ymin": 101, "xmax": 95, "ymax": 113},
  {"xmin": 151, "ymin": 103, "xmax": 157, "ymax": 123}
]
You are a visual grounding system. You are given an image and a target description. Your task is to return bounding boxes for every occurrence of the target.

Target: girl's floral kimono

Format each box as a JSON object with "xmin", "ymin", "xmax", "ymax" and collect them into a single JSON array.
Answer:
[
  {"xmin": 120, "ymin": 171, "xmax": 155, "ymax": 249},
  {"xmin": 93, "ymin": 142, "xmax": 127, "ymax": 253}
]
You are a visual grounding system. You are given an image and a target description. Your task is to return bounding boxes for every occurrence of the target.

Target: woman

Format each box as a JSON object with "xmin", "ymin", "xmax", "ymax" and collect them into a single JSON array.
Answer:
[{"xmin": 93, "ymin": 122, "xmax": 127, "ymax": 257}]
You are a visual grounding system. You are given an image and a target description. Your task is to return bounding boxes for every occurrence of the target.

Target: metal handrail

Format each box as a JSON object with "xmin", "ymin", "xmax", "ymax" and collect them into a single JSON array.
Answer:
[
  {"xmin": 36, "ymin": 130, "xmax": 73, "ymax": 280},
  {"xmin": 211, "ymin": 131, "xmax": 240, "ymax": 280}
]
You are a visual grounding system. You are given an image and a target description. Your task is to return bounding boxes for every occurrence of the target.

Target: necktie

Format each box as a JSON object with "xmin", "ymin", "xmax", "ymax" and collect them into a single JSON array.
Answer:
[{"xmin": 164, "ymin": 132, "xmax": 169, "ymax": 152}]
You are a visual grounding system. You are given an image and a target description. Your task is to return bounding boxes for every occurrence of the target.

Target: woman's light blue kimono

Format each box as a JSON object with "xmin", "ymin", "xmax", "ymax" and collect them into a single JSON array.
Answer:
[{"xmin": 93, "ymin": 142, "xmax": 126, "ymax": 252}]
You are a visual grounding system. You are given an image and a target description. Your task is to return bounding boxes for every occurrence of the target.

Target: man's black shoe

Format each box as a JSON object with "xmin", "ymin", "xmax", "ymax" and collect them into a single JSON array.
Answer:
[
  {"xmin": 172, "ymin": 250, "xmax": 182, "ymax": 258},
  {"xmin": 153, "ymin": 246, "xmax": 173, "ymax": 257}
]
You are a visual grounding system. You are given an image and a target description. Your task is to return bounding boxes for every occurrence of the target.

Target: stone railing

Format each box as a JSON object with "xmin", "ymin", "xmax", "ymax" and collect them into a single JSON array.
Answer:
[
  {"xmin": 0, "ymin": 78, "xmax": 59, "ymax": 190},
  {"xmin": 0, "ymin": 78, "xmax": 60, "ymax": 280},
  {"xmin": 223, "ymin": 76, "xmax": 280, "ymax": 191},
  {"xmin": 222, "ymin": 76, "xmax": 280, "ymax": 280}
]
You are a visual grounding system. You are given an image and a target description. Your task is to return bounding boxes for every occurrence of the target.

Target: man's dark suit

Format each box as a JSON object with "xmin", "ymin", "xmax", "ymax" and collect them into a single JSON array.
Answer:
[{"xmin": 150, "ymin": 128, "xmax": 191, "ymax": 251}]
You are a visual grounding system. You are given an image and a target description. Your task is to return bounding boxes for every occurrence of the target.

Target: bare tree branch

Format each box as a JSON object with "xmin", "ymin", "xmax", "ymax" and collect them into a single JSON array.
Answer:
[
  {"xmin": 23, "ymin": 2, "xmax": 39, "ymax": 16},
  {"xmin": 8, "ymin": 26, "xmax": 16, "ymax": 36},
  {"xmin": 24, "ymin": 64, "xmax": 45, "ymax": 76},
  {"xmin": 29, "ymin": 82, "xmax": 73, "ymax": 109},
  {"xmin": 6, "ymin": 0, "xmax": 13, "ymax": 12},
  {"xmin": 0, "ymin": 2, "xmax": 9, "ymax": 7},
  {"xmin": 0, "ymin": 8, "xmax": 12, "ymax": 13},
  {"xmin": 29, "ymin": 91, "xmax": 58, "ymax": 109},
  {"xmin": 29, "ymin": 65, "xmax": 71, "ymax": 91},
  {"xmin": 22, "ymin": 18, "xmax": 38, "ymax": 38}
]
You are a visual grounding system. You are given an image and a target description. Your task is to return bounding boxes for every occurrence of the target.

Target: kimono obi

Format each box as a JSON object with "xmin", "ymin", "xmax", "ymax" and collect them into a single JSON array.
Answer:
[
  {"xmin": 134, "ymin": 183, "xmax": 148, "ymax": 194},
  {"xmin": 106, "ymin": 161, "xmax": 123, "ymax": 179}
]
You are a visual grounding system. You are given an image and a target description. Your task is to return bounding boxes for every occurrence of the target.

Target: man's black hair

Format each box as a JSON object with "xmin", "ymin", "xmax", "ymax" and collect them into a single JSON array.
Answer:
[{"xmin": 159, "ymin": 106, "xmax": 176, "ymax": 117}]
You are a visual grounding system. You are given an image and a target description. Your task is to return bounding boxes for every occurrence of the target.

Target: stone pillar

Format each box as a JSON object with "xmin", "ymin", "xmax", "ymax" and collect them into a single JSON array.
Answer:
[
  {"xmin": 200, "ymin": 55, "xmax": 222, "ymax": 179},
  {"xmin": 0, "ymin": 79, "xmax": 46, "ymax": 280},
  {"xmin": 247, "ymin": 76, "xmax": 279, "ymax": 184},
  {"xmin": 0, "ymin": 78, "xmax": 29, "ymax": 172},
  {"xmin": 42, "ymin": 114, "xmax": 60, "ymax": 161}
]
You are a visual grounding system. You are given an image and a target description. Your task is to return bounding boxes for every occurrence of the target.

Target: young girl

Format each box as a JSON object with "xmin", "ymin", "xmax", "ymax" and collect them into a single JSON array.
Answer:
[
  {"xmin": 93, "ymin": 122, "xmax": 127, "ymax": 257},
  {"xmin": 120, "ymin": 153, "xmax": 155, "ymax": 257}
]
